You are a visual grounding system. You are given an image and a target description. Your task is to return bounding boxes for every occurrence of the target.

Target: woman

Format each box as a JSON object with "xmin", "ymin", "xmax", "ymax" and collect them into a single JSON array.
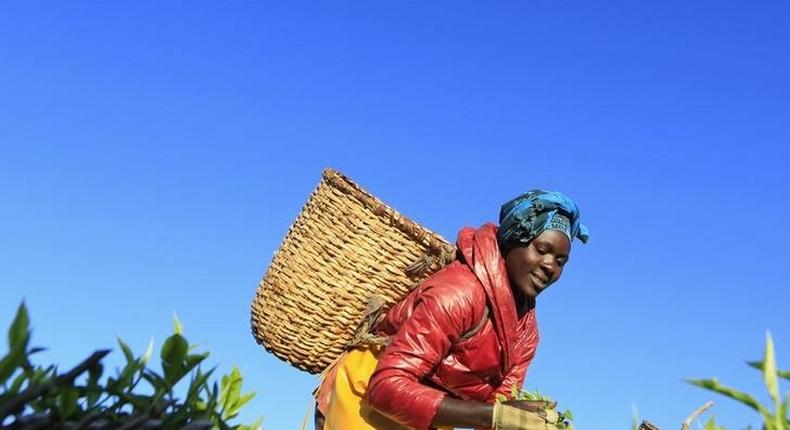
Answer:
[{"xmin": 315, "ymin": 190, "xmax": 589, "ymax": 430}]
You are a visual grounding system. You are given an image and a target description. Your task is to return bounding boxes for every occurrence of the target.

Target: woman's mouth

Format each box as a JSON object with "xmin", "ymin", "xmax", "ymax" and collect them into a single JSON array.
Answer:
[{"xmin": 530, "ymin": 272, "xmax": 548, "ymax": 290}]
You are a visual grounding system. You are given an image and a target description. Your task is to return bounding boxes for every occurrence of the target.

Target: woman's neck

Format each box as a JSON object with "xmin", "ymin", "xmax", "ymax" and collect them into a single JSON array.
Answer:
[{"xmin": 513, "ymin": 290, "xmax": 536, "ymax": 317}]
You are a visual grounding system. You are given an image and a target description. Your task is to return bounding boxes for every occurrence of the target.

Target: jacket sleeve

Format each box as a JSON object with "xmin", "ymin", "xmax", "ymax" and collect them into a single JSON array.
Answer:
[
  {"xmin": 365, "ymin": 281, "xmax": 480, "ymax": 430},
  {"xmin": 486, "ymin": 316, "xmax": 539, "ymax": 401}
]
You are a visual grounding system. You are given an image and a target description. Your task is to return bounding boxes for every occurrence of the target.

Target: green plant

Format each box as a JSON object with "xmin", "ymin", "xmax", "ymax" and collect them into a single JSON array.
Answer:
[
  {"xmin": 687, "ymin": 332, "xmax": 789, "ymax": 430},
  {"xmin": 0, "ymin": 302, "xmax": 262, "ymax": 429},
  {"xmin": 702, "ymin": 415, "xmax": 725, "ymax": 430}
]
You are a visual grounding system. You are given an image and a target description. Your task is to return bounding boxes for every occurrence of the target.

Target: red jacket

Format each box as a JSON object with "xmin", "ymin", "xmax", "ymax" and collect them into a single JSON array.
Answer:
[{"xmin": 365, "ymin": 223, "xmax": 540, "ymax": 430}]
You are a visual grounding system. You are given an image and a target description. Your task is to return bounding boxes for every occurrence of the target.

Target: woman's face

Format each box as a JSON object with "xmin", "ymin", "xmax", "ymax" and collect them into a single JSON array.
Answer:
[{"xmin": 505, "ymin": 230, "xmax": 571, "ymax": 300}]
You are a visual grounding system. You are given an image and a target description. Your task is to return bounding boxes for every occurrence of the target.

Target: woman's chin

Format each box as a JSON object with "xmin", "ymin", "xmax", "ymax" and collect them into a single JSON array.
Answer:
[{"xmin": 518, "ymin": 283, "xmax": 538, "ymax": 300}]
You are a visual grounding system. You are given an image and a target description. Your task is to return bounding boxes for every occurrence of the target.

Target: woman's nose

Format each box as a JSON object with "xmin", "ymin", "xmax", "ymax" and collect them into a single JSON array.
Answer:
[{"xmin": 540, "ymin": 258, "xmax": 557, "ymax": 279}]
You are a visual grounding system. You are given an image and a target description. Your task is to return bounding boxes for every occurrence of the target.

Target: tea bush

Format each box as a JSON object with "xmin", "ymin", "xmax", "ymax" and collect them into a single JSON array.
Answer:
[
  {"xmin": 688, "ymin": 332, "xmax": 789, "ymax": 430},
  {"xmin": 0, "ymin": 303, "xmax": 262, "ymax": 430}
]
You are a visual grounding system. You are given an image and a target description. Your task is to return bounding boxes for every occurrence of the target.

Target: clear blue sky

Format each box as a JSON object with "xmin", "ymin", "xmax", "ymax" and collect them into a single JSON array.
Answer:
[{"xmin": 1, "ymin": 1, "xmax": 789, "ymax": 429}]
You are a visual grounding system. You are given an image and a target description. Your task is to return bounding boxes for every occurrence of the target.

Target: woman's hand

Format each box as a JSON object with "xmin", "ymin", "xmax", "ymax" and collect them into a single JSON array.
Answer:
[{"xmin": 492, "ymin": 401, "xmax": 564, "ymax": 430}]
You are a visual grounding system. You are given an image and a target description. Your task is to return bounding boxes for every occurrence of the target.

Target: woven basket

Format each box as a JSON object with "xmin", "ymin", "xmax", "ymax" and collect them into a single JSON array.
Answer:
[{"xmin": 250, "ymin": 168, "xmax": 457, "ymax": 374}]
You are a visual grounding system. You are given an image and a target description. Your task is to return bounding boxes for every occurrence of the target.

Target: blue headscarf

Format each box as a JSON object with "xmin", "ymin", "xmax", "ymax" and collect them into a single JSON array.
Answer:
[{"xmin": 497, "ymin": 189, "xmax": 589, "ymax": 251}]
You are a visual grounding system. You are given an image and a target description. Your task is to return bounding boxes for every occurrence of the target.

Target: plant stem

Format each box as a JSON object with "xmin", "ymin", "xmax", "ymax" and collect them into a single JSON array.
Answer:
[
  {"xmin": 0, "ymin": 350, "xmax": 110, "ymax": 421},
  {"xmin": 681, "ymin": 401, "xmax": 714, "ymax": 430}
]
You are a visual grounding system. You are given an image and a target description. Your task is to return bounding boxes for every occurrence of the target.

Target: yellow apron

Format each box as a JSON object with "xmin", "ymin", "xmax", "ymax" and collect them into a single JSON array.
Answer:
[{"xmin": 323, "ymin": 347, "xmax": 452, "ymax": 430}]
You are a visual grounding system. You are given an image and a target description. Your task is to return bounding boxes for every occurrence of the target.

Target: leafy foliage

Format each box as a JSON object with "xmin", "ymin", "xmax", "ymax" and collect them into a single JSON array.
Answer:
[
  {"xmin": 702, "ymin": 416, "xmax": 726, "ymax": 430},
  {"xmin": 687, "ymin": 332, "xmax": 789, "ymax": 430},
  {"xmin": 0, "ymin": 302, "xmax": 262, "ymax": 430}
]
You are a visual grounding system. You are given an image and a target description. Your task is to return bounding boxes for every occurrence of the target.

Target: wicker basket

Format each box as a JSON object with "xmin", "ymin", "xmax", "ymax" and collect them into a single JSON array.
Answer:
[{"xmin": 250, "ymin": 168, "xmax": 457, "ymax": 374}]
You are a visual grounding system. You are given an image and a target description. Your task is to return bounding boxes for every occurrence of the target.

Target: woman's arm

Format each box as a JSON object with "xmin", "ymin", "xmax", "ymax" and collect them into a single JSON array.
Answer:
[
  {"xmin": 433, "ymin": 397, "xmax": 558, "ymax": 429},
  {"xmin": 365, "ymin": 280, "xmax": 485, "ymax": 429},
  {"xmin": 432, "ymin": 397, "xmax": 493, "ymax": 428}
]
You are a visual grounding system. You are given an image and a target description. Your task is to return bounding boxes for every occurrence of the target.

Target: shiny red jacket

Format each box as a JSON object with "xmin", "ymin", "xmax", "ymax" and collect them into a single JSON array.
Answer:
[{"xmin": 365, "ymin": 223, "xmax": 540, "ymax": 430}]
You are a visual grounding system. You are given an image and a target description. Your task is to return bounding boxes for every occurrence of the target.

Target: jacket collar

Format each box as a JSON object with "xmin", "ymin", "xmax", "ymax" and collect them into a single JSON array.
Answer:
[{"xmin": 457, "ymin": 223, "xmax": 520, "ymax": 370}]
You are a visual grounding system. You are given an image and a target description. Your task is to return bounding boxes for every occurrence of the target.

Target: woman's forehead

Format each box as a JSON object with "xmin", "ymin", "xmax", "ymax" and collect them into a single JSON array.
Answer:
[{"xmin": 534, "ymin": 230, "xmax": 571, "ymax": 253}]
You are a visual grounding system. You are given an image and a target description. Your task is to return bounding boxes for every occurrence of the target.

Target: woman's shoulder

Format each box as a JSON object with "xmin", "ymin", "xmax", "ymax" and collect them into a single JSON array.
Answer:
[
  {"xmin": 419, "ymin": 261, "xmax": 488, "ymax": 318},
  {"xmin": 379, "ymin": 261, "xmax": 487, "ymax": 336},
  {"xmin": 424, "ymin": 259, "xmax": 481, "ymax": 288}
]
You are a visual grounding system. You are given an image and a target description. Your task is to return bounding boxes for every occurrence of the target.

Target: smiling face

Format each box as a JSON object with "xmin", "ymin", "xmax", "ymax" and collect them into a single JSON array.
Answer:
[{"xmin": 504, "ymin": 230, "xmax": 571, "ymax": 304}]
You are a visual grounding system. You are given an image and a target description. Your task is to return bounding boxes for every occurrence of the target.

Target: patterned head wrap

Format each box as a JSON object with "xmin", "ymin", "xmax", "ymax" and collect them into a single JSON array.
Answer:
[{"xmin": 498, "ymin": 189, "xmax": 589, "ymax": 251}]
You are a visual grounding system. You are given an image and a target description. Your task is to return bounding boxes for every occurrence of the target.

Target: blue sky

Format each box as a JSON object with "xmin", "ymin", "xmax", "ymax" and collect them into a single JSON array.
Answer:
[{"xmin": 1, "ymin": 1, "xmax": 789, "ymax": 429}]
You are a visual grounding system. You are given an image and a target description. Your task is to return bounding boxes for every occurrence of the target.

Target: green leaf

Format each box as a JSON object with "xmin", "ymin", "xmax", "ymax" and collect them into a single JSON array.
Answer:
[
  {"xmin": 240, "ymin": 417, "xmax": 264, "ymax": 430},
  {"xmin": 117, "ymin": 337, "xmax": 135, "ymax": 364},
  {"xmin": 105, "ymin": 375, "xmax": 118, "ymax": 393},
  {"xmin": 235, "ymin": 391, "xmax": 256, "ymax": 411},
  {"xmin": 141, "ymin": 339, "xmax": 154, "ymax": 366},
  {"xmin": 764, "ymin": 332, "xmax": 781, "ymax": 405},
  {"xmin": 115, "ymin": 391, "xmax": 154, "ymax": 411},
  {"xmin": 0, "ymin": 304, "xmax": 32, "ymax": 385},
  {"xmin": 687, "ymin": 378, "xmax": 772, "ymax": 416},
  {"xmin": 562, "ymin": 409, "xmax": 574, "ymax": 421},
  {"xmin": 85, "ymin": 362, "xmax": 103, "ymax": 406},
  {"xmin": 113, "ymin": 339, "xmax": 148, "ymax": 394},
  {"xmin": 161, "ymin": 334, "xmax": 188, "ymax": 384},
  {"xmin": 162, "ymin": 402, "xmax": 190, "ymax": 427},
  {"xmin": 250, "ymin": 417, "xmax": 265, "ymax": 430},
  {"xmin": 186, "ymin": 368, "xmax": 216, "ymax": 411},
  {"xmin": 780, "ymin": 394, "xmax": 789, "ymax": 425},
  {"xmin": 703, "ymin": 416, "xmax": 725, "ymax": 430},
  {"xmin": 7, "ymin": 371, "xmax": 27, "ymax": 394},
  {"xmin": 748, "ymin": 360, "xmax": 790, "ymax": 381},
  {"xmin": 219, "ymin": 367, "xmax": 255, "ymax": 420},
  {"xmin": 211, "ymin": 381, "xmax": 219, "ymax": 408},
  {"xmin": 206, "ymin": 386, "xmax": 220, "ymax": 428},
  {"xmin": 221, "ymin": 368, "xmax": 243, "ymax": 419},
  {"xmin": 142, "ymin": 369, "xmax": 167, "ymax": 393},
  {"xmin": 8, "ymin": 302, "xmax": 30, "ymax": 350},
  {"xmin": 510, "ymin": 385, "xmax": 519, "ymax": 399},
  {"xmin": 0, "ymin": 345, "xmax": 27, "ymax": 386},
  {"xmin": 184, "ymin": 352, "xmax": 209, "ymax": 376},
  {"xmin": 173, "ymin": 313, "xmax": 184, "ymax": 335},
  {"xmin": 116, "ymin": 358, "xmax": 142, "ymax": 393},
  {"xmin": 763, "ymin": 332, "xmax": 784, "ymax": 430},
  {"xmin": 88, "ymin": 363, "xmax": 103, "ymax": 386},
  {"xmin": 57, "ymin": 386, "xmax": 80, "ymax": 419},
  {"xmin": 29, "ymin": 346, "xmax": 46, "ymax": 355}
]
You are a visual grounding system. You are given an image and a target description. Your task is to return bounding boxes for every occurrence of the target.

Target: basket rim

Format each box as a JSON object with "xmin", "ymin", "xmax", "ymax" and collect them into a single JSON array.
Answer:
[{"xmin": 322, "ymin": 168, "xmax": 455, "ymax": 254}]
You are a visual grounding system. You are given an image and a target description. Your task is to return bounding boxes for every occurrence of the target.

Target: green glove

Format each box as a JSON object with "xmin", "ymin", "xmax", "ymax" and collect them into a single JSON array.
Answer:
[{"xmin": 492, "ymin": 402, "xmax": 564, "ymax": 430}]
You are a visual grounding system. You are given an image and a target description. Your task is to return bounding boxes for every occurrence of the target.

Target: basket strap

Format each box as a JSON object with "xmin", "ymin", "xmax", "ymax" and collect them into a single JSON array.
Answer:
[
  {"xmin": 349, "ymin": 296, "xmax": 391, "ymax": 348},
  {"xmin": 460, "ymin": 306, "xmax": 490, "ymax": 341},
  {"xmin": 350, "ymin": 299, "xmax": 490, "ymax": 348},
  {"xmin": 405, "ymin": 248, "xmax": 457, "ymax": 279}
]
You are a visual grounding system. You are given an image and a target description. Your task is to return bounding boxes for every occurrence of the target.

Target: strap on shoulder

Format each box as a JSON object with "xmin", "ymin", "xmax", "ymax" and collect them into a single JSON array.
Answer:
[{"xmin": 460, "ymin": 306, "xmax": 490, "ymax": 341}]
